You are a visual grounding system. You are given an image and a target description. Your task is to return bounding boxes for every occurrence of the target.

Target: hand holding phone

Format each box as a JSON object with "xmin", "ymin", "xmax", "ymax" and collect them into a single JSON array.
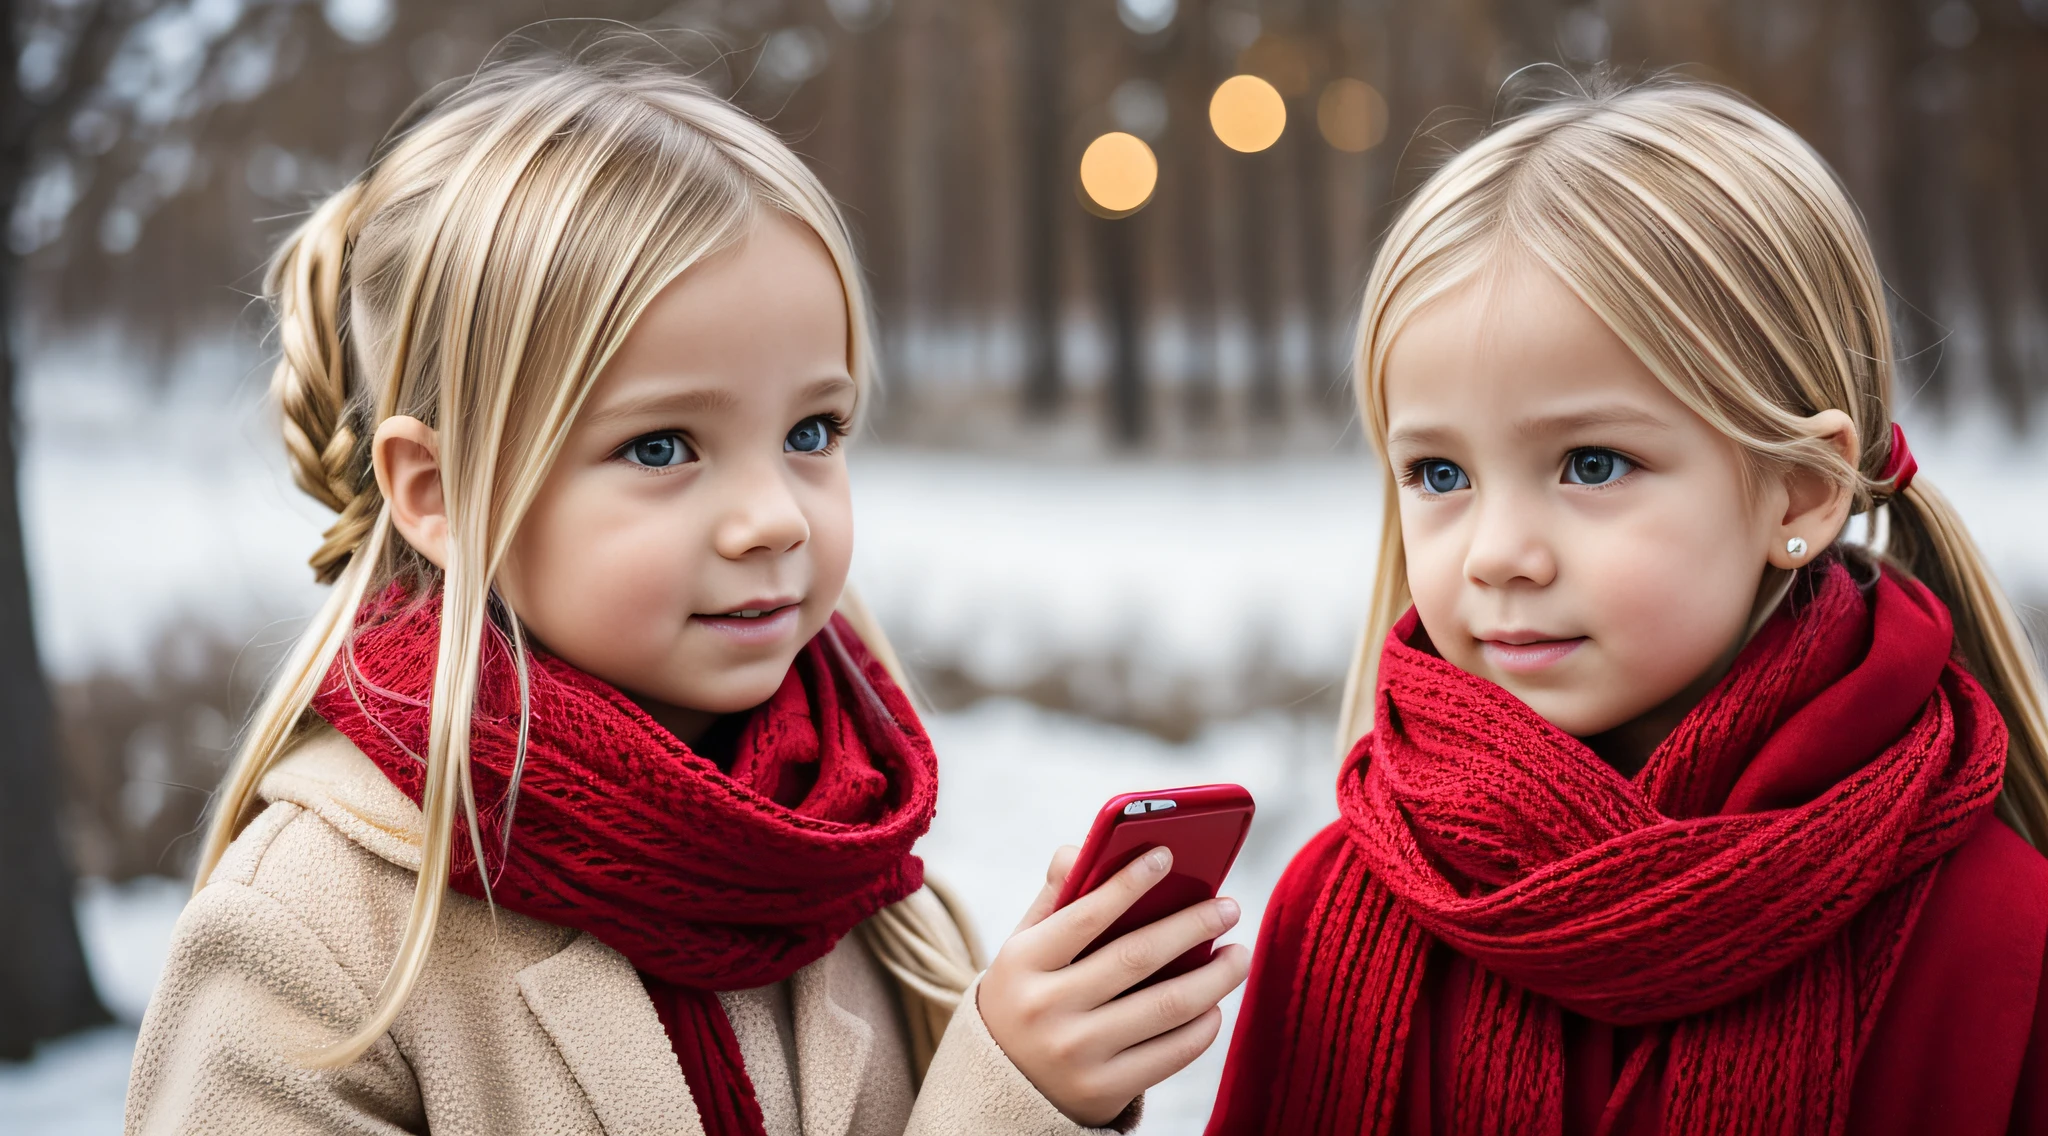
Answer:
[
  {"xmin": 975, "ymin": 785, "xmax": 1256, "ymax": 1127},
  {"xmin": 1053, "ymin": 784, "xmax": 1255, "ymax": 991}
]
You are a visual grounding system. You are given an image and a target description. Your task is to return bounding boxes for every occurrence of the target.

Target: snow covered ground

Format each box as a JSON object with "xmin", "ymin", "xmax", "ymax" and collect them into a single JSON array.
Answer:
[
  {"xmin": 0, "ymin": 877, "xmax": 187, "ymax": 1135},
  {"xmin": 5, "ymin": 339, "xmax": 2044, "ymax": 1133}
]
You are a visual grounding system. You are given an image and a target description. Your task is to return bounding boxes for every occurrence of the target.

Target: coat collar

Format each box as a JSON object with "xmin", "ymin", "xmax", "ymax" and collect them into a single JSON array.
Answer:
[
  {"xmin": 518, "ymin": 934, "xmax": 708, "ymax": 1136},
  {"xmin": 790, "ymin": 953, "xmax": 877, "ymax": 1136},
  {"xmin": 259, "ymin": 725, "xmax": 426, "ymax": 871},
  {"xmin": 517, "ymin": 931, "xmax": 877, "ymax": 1136}
]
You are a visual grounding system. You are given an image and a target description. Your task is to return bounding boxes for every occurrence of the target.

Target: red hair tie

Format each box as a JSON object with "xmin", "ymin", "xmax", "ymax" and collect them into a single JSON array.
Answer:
[{"xmin": 1878, "ymin": 422, "xmax": 1917, "ymax": 495}]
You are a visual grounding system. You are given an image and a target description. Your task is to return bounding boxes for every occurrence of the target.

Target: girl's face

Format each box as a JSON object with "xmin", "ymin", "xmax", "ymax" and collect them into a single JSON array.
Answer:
[
  {"xmin": 1381, "ymin": 255, "xmax": 1809, "ymax": 750},
  {"xmin": 496, "ymin": 213, "xmax": 856, "ymax": 742}
]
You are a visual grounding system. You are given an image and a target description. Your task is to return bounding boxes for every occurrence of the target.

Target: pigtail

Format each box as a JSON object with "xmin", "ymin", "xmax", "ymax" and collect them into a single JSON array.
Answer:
[
  {"xmin": 269, "ymin": 181, "xmax": 381, "ymax": 584},
  {"xmin": 1883, "ymin": 476, "xmax": 2048, "ymax": 846}
]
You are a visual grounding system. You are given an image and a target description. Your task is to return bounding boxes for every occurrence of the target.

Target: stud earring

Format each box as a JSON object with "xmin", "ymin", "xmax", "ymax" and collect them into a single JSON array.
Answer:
[{"xmin": 1786, "ymin": 536, "xmax": 1808, "ymax": 559}]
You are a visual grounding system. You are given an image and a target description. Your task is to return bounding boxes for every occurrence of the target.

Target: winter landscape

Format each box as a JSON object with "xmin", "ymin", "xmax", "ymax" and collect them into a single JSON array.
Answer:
[{"xmin": 4, "ymin": 0, "xmax": 2045, "ymax": 1129}]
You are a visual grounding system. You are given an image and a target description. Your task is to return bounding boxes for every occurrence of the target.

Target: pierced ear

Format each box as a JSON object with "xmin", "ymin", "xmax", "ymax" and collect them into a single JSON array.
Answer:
[
  {"xmin": 372, "ymin": 415, "xmax": 450, "ymax": 570},
  {"xmin": 1767, "ymin": 408, "xmax": 1858, "ymax": 571}
]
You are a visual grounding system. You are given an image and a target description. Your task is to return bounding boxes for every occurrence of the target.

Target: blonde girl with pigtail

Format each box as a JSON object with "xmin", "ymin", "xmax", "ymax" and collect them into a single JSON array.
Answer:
[
  {"xmin": 1208, "ymin": 80, "xmax": 2048, "ymax": 1135},
  {"xmin": 126, "ymin": 40, "xmax": 1247, "ymax": 1136}
]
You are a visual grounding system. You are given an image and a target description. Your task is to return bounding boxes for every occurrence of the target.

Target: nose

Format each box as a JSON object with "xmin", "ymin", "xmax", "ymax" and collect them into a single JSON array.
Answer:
[
  {"xmin": 1462, "ymin": 488, "xmax": 1557, "ymax": 590},
  {"xmin": 711, "ymin": 457, "xmax": 810, "ymax": 560}
]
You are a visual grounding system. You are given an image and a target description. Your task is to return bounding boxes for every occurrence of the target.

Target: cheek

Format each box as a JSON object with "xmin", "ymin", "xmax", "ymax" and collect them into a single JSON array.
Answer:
[
  {"xmin": 499, "ymin": 459, "xmax": 856, "ymax": 717},
  {"xmin": 802, "ymin": 472, "xmax": 854, "ymax": 601},
  {"xmin": 1396, "ymin": 497, "xmax": 1464, "ymax": 633},
  {"xmin": 1570, "ymin": 487, "xmax": 1764, "ymax": 699},
  {"xmin": 1589, "ymin": 529, "xmax": 1751, "ymax": 639},
  {"xmin": 501, "ymin": 478, "xmax": 708, "ymax": 657}
]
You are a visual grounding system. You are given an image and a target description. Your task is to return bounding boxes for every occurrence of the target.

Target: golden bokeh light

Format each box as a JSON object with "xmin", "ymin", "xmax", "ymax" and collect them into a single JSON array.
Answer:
[
  {"xmin": 1078, "ymin": 131, "xmax": 1159, "ymax": 215},
  {"xmin": 1317, "ymin": 78, "xmax": 1388, "ymax": 153},
  {"xmin": 1209, "ymin": 74, "xmax": 1287, "ymax": 153}
]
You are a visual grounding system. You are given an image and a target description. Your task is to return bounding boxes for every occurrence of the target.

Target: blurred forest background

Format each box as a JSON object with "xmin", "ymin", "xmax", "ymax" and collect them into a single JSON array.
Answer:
[
  {"xmin": 14, "ymin": 0, "xmax": 2048, "ymax": 442},
  {"xmin": 3, "ymin": 0, "xmax": 2047, "ymax": 1117}
]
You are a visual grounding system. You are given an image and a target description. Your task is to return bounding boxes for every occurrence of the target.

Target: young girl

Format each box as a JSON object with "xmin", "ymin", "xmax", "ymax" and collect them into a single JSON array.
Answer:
[
  {"xmin": 126, "ymin": 47, "xmax": 1248, "ymax": 1135},
  {"xmin": 1207, "ymin": 81, "xmax": 2048, "ymax": 1135}
]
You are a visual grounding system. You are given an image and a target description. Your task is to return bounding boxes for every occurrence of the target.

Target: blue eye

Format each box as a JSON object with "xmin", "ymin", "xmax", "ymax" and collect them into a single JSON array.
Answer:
[
  {"xmin": 785, "ymin": 415, "xmax": 838, "ymax": 454},
  {"xmin": 1563, "ymin": 449, "xmax": 1633, "ymax": 486},
  {"xmin": 1416, "ymin": 459, "xmax": 1470, "ymax": 494},
  {"xmin": 623, "ymin": 433, "xmax": 692, "ymax": 468}
]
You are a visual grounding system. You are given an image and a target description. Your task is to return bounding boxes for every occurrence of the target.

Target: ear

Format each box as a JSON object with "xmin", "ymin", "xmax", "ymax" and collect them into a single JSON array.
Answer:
[
  {"xmin": 1766, "ymin": 408, "xmax": 1858, "ymax": 571},
  {"xmin": 371, "ymin": 415, "xmax": 449, "ymax": 570}
]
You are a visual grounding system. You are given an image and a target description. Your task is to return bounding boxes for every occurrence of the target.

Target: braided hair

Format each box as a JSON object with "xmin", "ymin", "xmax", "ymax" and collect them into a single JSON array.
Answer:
[{"xmin": 269, "ymin": 181, "xmax": 379, "ymax": 583}]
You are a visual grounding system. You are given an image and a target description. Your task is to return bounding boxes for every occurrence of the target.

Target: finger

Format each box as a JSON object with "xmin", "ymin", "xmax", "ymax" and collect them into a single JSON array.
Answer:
[
  {"xmin": 1071, "ymin": 895, "xmax": 1242, "ymax": 1003},
  {"xmin": 1010, "ymin": 846, "xmax": 1173, "ymax": 970},
  {"xmin": 1013, "ymin": 845, "xmax": 1083, "ymax": 934},
  {"xmin": 1099, "ymin": 1005, "xmax": 1226, "ymax": 1098},
  {"xmin": 1091, "ymin": 943, "xmax": 1251, "ymax": 1051}
]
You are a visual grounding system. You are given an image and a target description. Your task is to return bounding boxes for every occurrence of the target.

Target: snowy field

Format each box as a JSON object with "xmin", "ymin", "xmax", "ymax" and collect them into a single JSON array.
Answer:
[
  {"xmin": 0, "ymin": 877, "xmax": 189, "ymax": 1136},
  {"xmin": 4, "ymin": 339, "xmax": 2045, "ymax": 1133}
]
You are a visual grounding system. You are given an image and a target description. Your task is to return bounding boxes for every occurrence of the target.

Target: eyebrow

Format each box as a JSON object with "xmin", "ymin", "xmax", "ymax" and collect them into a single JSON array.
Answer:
[
  {"xmin": 797, "ymin": 375, "xmax": 856, "ymax": 402},
  {"xmin": 582, "ymin": 375, "xmax": 854, "ymax": 427},
  {"xmin": 1509, "ymin": 406, "xmax": 1672, "ymax": 436},
  {"xmin": 1387, "ymin": 405, "xmax": 1671, "ymax": 450},
  {"xmin": 582, "ymin": 388, "xmax": 737, "ymax": 426}
]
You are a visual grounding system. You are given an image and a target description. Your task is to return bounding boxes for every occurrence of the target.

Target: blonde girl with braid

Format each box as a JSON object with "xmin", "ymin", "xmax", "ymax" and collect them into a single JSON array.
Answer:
[{"xmin": 126, "ymin": 43, "xmax": 1246, "ymax": 1136}]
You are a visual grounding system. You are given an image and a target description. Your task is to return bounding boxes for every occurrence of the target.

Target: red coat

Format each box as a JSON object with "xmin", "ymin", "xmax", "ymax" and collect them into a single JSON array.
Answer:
[{"xmin": 1207, "ymin": 813, "xmax": 2048, "ymax": 1135}]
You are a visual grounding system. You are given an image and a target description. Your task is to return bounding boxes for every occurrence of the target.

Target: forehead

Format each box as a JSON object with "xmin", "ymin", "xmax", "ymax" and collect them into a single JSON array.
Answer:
[
  {"xmin": 1381, "ymin": 254, "xmax": 1692, "ymax": 437},
  {"xmin": 585, "ymin": 212, "xmax": 852, "ymax": 408}
]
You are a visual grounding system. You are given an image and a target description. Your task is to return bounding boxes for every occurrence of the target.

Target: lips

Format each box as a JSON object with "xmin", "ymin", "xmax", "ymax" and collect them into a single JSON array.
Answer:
[
  {"xmin": 712, "ymin": 603, "xmax": 797, "ymax": 619},
  {"xmin": 691, "ymin": 599, "xmax": 803, "ymax": 645},
  {"xmin": 1477, "ymin": 634, "xmax": 1587, "ymax": 673},
  {"xmin": 704, "ymin": 597, "xmax": 800, "ymax": 619}
]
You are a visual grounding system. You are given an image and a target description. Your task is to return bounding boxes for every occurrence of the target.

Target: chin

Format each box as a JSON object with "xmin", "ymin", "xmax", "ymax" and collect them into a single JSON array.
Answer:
[
  {"xmin": 679, "ymin": 671, "xmax": 795, "ymax": 717},
  {"xmin": 1504, "ymin": 689, "xmax": 1622, "ymax": 740}
]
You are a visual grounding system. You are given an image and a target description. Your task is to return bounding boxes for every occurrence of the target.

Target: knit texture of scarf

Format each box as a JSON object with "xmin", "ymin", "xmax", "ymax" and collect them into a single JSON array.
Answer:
[
  {"xmin": 312, "ymin": 589, "xmax": 938, "ymax": 1136},
  {"xmin": 1272, "ymin": 562, "xmax": 2006, "ymax": 1136}
]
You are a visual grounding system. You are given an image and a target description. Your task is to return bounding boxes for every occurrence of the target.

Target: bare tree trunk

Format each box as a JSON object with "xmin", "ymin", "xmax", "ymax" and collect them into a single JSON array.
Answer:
[
  {"xmin": 1966, "ymin": 53, "xmax": 2032, "ymax": 428},
  {"xmin": 1097, "ymin": 209, "xmax": 1148, "ymax": 446},
  {"xmin": 1172, "ymin": 0, "xmax": 1221, "ymax": 432},
  {"xmin": 1239, "ymin": 146, "xmax": 1285, "ymax": 423},
  {"xmin": 1017, "ymin": 0, "xmax": 1064, "ymax": 418},
  {"xmin": 0, "ymin": 0, "xmax": 110, "ymax": 1058},
  {"xmin": 1875, "ymin": 2, "xmax": 1946, "ymax": 413},
  {"xmin": 0, "ymin": 285, "xmax": 100, "ymax": 1063},
  {"xmin": 1297, "ymin": 0, "xmax": 1345, "ymax": 413}
]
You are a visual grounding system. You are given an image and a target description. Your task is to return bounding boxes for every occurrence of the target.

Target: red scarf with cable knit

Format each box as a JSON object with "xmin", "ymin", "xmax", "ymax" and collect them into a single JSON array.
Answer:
[
  {"xmin": 312, "ymin": 589, "xmax": 938, "ymax": 1136},
  {"xmin": 1270, "ymin": 562, "xmax": 2006, "ymax": 1136}
]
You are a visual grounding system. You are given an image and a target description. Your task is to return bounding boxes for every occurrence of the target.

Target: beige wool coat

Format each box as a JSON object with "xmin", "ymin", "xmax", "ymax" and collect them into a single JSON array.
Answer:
[{"xmin": 125, "ymin": 727, "xmax": 1132, "ymax": 1136}]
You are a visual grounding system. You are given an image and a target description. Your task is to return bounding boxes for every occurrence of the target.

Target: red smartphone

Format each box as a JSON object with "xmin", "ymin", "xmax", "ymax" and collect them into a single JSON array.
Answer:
[{"xmin": 1052, "ymin": 784, "xmax": 1255, "ymax": 992}]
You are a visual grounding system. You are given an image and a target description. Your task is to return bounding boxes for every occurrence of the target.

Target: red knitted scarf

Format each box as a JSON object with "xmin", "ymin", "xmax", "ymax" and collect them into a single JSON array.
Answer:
[
  {"xmin": 312, "ymin": 589, "xmax": 938, "ymax": 1136},
  {"xmin": 1272, "ymin": 563, "xmax": 2006, "ymax": 1136}
]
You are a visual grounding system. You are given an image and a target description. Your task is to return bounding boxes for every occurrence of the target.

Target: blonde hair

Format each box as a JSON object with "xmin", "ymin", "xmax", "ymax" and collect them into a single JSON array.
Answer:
[
  {"xmin": 199, "ymin": 43, "xmax": 971, "ymax": 1068},
  {"xmin": 1337, "ymin": 79, "xmax": 2048, "ymax": 847}
]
